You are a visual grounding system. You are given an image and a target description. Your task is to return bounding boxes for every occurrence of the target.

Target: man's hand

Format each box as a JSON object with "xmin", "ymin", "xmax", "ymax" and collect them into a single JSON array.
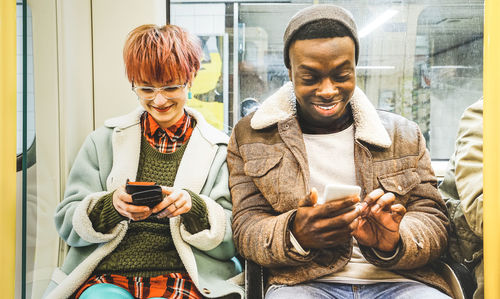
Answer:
[
  {"xmin": 292, "ymin": 188, "xmax": 361, "ymax": 249},
  {"xmin": 352, "ymin": 189, "xmax": 406, "ymax": 252},
  {"xmin": 112, "ymin": 185, "xmax": 152, "ymax": 221},
  {"xmin": 152, "ymin": 187, "xmax": 192, "ymax": 218}
]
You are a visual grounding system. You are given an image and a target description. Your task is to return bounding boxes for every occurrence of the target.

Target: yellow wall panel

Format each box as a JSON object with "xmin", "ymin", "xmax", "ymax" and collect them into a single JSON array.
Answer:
[
  {"xmin": 484, "ymin": 0, "xmax": 500, "ymax": 298},
  {"xmin": 0, "ymin": 0, "xmax": 18, "ymax": 297}
]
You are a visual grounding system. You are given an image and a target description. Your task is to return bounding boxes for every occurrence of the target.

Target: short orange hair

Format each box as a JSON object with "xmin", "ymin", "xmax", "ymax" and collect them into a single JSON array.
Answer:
[{"xmin": 123, "ymin": 24, "xmax": 202, "ymax": 85}]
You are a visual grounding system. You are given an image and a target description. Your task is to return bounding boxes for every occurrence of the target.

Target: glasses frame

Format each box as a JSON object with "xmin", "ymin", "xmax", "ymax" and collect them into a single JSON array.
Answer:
[{"xmin": 131, "ymin": 82, "xmax": 187, "ymax": 101}]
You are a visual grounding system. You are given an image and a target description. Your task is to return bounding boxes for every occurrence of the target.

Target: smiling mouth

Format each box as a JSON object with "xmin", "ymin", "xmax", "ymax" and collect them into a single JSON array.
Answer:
[
  {"xmin": 315, "ymin": 104, "xmax": 338, "ymax": 111},
  {"xmin": 152, "ymin": 105, "xmax": 173, "ymax": 112}
]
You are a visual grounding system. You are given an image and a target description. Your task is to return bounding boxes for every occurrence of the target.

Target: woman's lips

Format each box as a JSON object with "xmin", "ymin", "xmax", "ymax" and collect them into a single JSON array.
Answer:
[{"xmin": 152, "ymin": 105, "xmax": 172, "ymax": 113}]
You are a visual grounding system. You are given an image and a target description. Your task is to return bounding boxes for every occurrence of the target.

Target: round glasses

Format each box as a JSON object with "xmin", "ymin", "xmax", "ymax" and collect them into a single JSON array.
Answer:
[{"xmin": 132, "ymin": 83, "xmax": 187, "ymax": 100}]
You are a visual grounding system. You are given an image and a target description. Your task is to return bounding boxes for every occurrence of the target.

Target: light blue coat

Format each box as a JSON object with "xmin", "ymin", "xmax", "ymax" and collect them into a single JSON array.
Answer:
[{"xmin": 43, "ymin": 107, "xmax": 243, "ymax": 299}]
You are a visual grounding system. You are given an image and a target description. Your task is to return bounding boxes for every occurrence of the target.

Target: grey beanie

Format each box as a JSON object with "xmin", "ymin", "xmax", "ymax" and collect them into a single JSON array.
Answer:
[{"xmin": 283, "ymin": 4, "xmax": 359, "ymax": 68}]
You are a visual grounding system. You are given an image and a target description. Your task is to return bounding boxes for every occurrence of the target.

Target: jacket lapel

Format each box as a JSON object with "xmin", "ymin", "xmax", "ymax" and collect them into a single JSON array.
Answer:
[
  {"xmin": 107, "ymin": 124, "xmax": 142, "ymax": 191},
  {"xmin": 173, "ymin": 126, "xmax": 218, "ymax": 193},
  {"xmin": 277, "ymin": 117, "xmax": 310, "ymax": 194}
]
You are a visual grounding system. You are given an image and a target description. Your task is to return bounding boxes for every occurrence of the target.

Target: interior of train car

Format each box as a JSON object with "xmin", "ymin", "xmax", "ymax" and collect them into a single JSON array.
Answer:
[{"xmin": 4, "ymin": 0, "xmax": 498, "ymax": 298}]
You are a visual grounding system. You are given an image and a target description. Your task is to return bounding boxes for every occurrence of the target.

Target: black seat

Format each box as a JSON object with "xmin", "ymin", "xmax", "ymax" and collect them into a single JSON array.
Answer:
[{"xmin": 244, "ymin": 259, "xmax": 475, "ymax": 299}]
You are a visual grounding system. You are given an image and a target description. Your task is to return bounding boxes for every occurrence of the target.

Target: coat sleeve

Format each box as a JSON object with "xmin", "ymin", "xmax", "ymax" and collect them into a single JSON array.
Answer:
[
  {"xmin": 54, "ymin": 128, "xmax": 114, "ymax": 247},
  {"xmin": 227, "ymin": 129, "xmax": 316, "ymax": 268},
  {"xmin": 361, "ymin": 126, "xmax": 450, "ymax": 270},
  {"xmin": 453, "ymin": 101, "xmax": 483, "ymax": 238}
]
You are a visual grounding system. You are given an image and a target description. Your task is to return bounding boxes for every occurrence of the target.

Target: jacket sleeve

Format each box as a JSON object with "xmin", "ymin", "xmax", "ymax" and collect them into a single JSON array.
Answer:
[
  {"xmin": 178, "ymin": 144, "xmax": 238, "ymax": 261},
  {"xmin": 453, "ymin": 101, "xmax": 483, "ymax": 238},
  {"xmin": 228, "ymin": 130, "xmax": 316, "ymax": 268},
  {"xmin": 361, "ymin": 126, "xmax": 450, "ymax": 270},
  {"xmin": 54, "ymin": 129, "xmax": 114, "ymax": 247}
]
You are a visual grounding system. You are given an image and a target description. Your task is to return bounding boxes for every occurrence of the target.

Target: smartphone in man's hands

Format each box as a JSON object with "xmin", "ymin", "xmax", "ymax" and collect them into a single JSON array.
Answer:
[
  {"xmin": 319, "ymin": 184, "xmax": 361, "ymax": 204},
  {"xmin": 317, "ymin": 184, "xmax": 361, "ymax": 215},
  {"xmin": 125, "ymin": 180, "xmax": 163, "ymax": 208}
]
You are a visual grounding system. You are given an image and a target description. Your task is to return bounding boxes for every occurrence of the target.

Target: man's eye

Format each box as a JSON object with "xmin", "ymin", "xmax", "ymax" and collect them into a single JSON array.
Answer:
[
  {"xmin": 301, "ymin": 75, "xmax": 316, "ymax": 83},
  {"xmin": 336, "ymin": 74, "xmax": 351, "ymax": 82}
]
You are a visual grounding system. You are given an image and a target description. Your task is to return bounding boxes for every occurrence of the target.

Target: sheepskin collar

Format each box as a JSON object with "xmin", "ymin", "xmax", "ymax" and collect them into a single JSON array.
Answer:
[{"xmin": 251, "ymin": 82, "xmax": 392, "ymax": 148}]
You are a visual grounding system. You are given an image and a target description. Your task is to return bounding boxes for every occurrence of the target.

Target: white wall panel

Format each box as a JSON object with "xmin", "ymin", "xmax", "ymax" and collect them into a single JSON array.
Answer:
[{"xmin": 92, "ymin": 0, "xmax": 166, "ymax": 127}]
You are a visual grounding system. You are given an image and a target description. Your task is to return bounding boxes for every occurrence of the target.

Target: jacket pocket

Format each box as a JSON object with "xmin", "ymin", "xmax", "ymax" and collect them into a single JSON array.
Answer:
[
  {"xmin": 244, "ymin": 155, "xmax": 283, "ymax": 205},
  {"xmin": 244, "ymin": 155, "xmax": 282, "ymax": 177},
  {"xmin": 378, "ymin": 168, "xmax": 420, "ymax": 196}
]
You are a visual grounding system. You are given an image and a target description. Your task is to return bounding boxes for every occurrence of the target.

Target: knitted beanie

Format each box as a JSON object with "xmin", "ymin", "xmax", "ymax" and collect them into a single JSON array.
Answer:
[{"xmin": 283, "ymin": 4, "xmax": 359, "ymax": 68}]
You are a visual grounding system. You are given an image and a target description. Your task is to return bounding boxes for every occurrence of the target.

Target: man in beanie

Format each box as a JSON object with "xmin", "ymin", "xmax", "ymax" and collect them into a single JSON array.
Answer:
[{"xmin": 228, "ymin": 4, "xmax": 452, "ymax": 298}]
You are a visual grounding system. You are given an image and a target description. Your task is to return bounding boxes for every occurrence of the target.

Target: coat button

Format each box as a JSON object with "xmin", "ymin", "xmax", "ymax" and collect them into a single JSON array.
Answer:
[
  {"xmin": 203, "ymin": 288, "xmax": 211, "ymax": 294},
  {"xmin": 397, "ymin": 185, "xmax": 403, "ymax": 191}
]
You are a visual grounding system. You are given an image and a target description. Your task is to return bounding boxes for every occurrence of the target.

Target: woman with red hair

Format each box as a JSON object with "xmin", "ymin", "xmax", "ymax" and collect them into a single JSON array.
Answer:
[{"xmin": 43, "ymin": 24, "xmax": 243, "ymax": 299}]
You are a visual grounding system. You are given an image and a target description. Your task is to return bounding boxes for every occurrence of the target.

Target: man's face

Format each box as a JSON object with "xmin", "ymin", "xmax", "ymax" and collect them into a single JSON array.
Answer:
[{"xmin": 288, "ymin": 36, "xmax": 356, "ymax": 134}]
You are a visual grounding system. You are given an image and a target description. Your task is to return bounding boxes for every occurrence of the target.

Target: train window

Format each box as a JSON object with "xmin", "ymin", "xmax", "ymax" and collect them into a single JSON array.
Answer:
[
  {"xmin": 172, "ymin": 0, "xmax": 484, "ymax": 160},
  {"xmin": 172, "ymin": 4, "xmax": 230, "ymax": 132},
  {"xmin": 16, "ymin": 1, "xmax": 36, "ymax": 156},
  {"xmin": 238, "ymin": 1, "xmax": 482, "ymax": 160}
]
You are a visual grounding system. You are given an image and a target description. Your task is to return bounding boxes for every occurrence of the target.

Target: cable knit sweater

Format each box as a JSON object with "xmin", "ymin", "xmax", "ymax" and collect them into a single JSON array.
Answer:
[{"xmin": 89, "ymin": 136, "xmax": 209, "ymax": 277}]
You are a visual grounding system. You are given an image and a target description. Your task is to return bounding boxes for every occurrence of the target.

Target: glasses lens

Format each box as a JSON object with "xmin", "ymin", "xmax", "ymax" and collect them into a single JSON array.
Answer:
[
  {"xmin": 135, "ymin": 87, "xmax": 156, "ymax": 100},
  {"xmin": 158, "ymin": 84, "xmax": 186, "ymax": 98},
  {"xmin": 134, "ymin": 84, "xmax": 186, "ymax": 100}
]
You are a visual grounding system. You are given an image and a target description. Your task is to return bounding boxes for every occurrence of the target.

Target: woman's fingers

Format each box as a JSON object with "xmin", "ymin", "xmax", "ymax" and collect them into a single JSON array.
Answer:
[
  {"xmin": 155, "ymin": 189, "xmax": 192, "ymax": 218},
  {"xmin": 113, "ymin": 185, "xmax": 151, "ymax": 220}
]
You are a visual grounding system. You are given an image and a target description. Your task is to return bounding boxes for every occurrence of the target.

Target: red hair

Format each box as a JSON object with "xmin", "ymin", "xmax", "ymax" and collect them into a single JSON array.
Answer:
[{"xmin": 123, "ymin": 24, "xmax": 202, "ymax": 85}]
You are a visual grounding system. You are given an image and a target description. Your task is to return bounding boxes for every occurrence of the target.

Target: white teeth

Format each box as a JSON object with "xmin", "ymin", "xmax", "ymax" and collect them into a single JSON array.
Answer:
[{"xmin": 316, "ymin": 104, "xmax": 336, "ymax": 110}]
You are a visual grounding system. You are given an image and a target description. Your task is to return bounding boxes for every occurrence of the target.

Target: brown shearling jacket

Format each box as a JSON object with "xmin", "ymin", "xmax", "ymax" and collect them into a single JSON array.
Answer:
[{"xmin": 227, "ymin": 83, "xmax": 452, "ymax": 296}]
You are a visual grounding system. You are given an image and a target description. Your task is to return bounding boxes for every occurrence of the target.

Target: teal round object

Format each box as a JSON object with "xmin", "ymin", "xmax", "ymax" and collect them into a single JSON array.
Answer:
[{"xmin": 79, "ymin": 283, "xmax": 134, "ymax": 299}]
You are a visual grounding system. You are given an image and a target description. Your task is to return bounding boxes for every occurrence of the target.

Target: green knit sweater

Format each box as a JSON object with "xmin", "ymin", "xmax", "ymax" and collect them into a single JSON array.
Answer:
[{"xmin": 88, "ymin": 136, "xmax": 210, "ymax": 277}]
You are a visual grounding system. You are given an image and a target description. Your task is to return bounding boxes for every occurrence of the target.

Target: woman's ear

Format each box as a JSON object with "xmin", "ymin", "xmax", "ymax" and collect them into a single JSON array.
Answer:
[
  {"xmin": 288, "ymin": 69, "xmax": 293, "ymax": 82},
  {"xmin": 188, "ymin": 73, "xmax": 196, "ymax": 87}
]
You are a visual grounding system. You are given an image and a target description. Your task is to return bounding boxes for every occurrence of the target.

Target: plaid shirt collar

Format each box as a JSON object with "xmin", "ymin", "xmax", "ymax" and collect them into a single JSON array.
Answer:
[{"xmin": 141, "ymin": 111, "xmax": 194, "ymax": 153}]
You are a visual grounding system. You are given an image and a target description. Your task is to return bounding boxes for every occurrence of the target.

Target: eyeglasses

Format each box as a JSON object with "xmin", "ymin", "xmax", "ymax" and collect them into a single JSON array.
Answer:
[{"xmin": 132, "ymin": 83, "xmax": 187, "ymax": 100}]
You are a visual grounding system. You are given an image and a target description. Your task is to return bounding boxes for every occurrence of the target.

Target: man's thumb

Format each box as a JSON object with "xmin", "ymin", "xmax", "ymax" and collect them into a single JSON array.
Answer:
[{"xmin": 298, "ymin": 187, "xmax": 318, "ymax": 207}]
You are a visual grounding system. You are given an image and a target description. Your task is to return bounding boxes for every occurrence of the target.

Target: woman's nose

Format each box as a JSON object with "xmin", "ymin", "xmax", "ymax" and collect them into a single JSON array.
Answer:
[
  {"xmin": 316, "ymin": 79, "xmax": 339, "ymax": 99},
  {"xmin": 153, "ymin": 93, "xmax": 168, "ymax": 106}
]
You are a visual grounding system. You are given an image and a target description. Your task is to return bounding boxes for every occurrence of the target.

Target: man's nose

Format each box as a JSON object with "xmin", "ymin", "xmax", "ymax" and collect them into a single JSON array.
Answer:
[{"xmin": 316, "ymin": 79, "xmax": 339, "ymax": 99}]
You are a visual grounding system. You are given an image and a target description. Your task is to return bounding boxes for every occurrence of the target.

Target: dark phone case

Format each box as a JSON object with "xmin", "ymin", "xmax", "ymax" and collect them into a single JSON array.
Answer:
[{"xmin": 126, "ymin": 181, "xmax": 163, "ymax": 209}]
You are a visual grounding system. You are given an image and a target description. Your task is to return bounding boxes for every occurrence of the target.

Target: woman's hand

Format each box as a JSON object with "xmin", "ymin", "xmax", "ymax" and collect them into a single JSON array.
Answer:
[
  {"xmin": 152, "ymin": 187, "xmax": 192, "ymax": 218},
  {"xmin": 112, "ymin": 185, "xmax": 152, "ymax": 221},
  {"xmin": 352, "ymin": 189, "xmax": 406, "ymax": 252}
]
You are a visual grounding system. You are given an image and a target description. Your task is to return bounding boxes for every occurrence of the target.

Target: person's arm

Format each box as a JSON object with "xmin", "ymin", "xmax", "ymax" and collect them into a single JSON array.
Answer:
[
  {"xmin": 54, "ymin": 129, "xmax": 116, "ymax": 247},
  {"xmin": 454, "ymin": 100, "xmax": 483, "ymax": 238},
  {"xmin": 360, "ymin": 126, "xmax": 450, "ymax": 269},
  {"xmin": 228, "ymin": 130, "xmax": 319, "ymax": 267}
]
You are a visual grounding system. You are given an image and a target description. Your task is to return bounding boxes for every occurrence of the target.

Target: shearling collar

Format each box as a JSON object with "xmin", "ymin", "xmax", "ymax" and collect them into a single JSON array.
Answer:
[{"xmin": 251, "ymin": 82, "xmax": 392, "ymax": 148}]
